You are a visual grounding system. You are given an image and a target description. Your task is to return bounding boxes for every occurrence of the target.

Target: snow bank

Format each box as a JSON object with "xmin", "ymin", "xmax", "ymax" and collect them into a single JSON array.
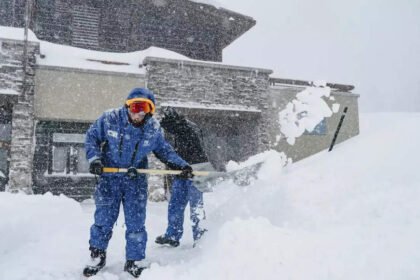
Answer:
[
  {"xmin": 0, "ymin": 192, "xmax": 89, "ymax": 279},
  {"xmin": 0, "ymin": 113, "xmax": 419, "ymax": 280},
  {"xmin": 143, "ymin": 113, "xmax": 420, "ymax": 280}
]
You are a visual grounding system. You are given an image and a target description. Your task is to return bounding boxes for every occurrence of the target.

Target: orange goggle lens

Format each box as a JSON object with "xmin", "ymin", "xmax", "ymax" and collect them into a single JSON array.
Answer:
[{"xmin": 129, "ymin": 102, "xmax": 151, "ymax": 114}]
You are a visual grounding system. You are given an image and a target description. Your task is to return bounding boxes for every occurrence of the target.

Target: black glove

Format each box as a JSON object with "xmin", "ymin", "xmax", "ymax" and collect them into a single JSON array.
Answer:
[
  {"xmin": 127, "ymin": 167, "xmax": 138, "ymax": 179},
  {"xmin": 89, "ymin": 159, "xmax": 104, "ymax": 175},
  {"xmin": 177, "ymin": 165, "xmax": 194, "ymax": 179}
]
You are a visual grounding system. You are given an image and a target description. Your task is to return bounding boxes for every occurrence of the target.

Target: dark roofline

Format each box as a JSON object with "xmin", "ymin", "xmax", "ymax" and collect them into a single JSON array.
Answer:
[
  {"xmin": 186, "ymin": 0, "xmax": 257, "ymax": 49},
  {"xmin": 218, "ymin": 8, "xmax": 256, "ymax": 48}
]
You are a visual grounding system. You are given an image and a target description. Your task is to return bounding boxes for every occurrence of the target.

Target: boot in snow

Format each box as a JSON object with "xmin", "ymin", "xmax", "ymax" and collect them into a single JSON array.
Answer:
[
  {"xmin": 155, "ymin": 235, "xmax": 180, "ymax": 247},
  {"xmin": 83, "ymin": 247, "xmax": 106, "ymax": 277},
  {"xmin": 193, "ymin": 229, "xmax": 208, "ymax": 248},
  {"xmin": 124, "ymin": 260, "xmax": 145, "ymax": 278}
]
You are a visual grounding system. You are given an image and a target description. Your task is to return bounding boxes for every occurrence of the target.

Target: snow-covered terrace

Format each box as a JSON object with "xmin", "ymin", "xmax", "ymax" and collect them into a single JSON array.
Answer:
[
  {"xmin": 0, "ymin": 26, "xmax": 268, "ymax": 76},
  {"xmin": 0, "ymin": 26, "xmax": 192, "ymax": 74}
]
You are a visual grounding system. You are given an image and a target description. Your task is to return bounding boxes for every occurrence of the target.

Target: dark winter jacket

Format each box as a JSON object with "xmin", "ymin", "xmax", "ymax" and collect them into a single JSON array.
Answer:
[{"xmin": 160, "ymin": 112, "xmax": 208, "ymax": 165}]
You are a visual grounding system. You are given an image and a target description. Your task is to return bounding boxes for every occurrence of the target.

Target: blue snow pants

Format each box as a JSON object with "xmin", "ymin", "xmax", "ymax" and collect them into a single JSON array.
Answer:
[
  {"xmin": 89, "ymin": 175, "xmax": 148, "ymax": 260},
  {"xmin": 165, "ymin": 178, "xmax": 205, "ymax": 241}
]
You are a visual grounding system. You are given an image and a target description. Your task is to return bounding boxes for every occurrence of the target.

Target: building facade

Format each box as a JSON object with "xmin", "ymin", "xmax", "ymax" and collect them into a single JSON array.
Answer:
[
  {"xmin": 0, "ymin": 0, "xmax": 255, "ymax": 61},
  {"xmin": 0, "ymin": 2, "xmax": 360, "ymax": 200}
]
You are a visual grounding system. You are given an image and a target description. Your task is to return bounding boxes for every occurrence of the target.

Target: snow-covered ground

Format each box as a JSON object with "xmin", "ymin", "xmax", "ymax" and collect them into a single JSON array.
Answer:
[{"xmin": 0, "ymin": 113, "xmax": 419, "ymax": 280}]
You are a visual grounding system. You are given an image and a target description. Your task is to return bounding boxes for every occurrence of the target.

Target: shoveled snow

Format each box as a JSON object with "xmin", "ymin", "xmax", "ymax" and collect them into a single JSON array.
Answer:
[{"xmin": 0, "ymin": 113, "xmax": 419, "ymax": 279}]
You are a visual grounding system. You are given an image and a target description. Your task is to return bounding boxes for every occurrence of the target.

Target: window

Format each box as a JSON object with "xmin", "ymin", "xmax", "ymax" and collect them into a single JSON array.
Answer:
[
  {"xmin": 75, "ymin": 146, "xmax": 90, "ymax": 173},
  {"xmin": 305, "ymin": 119, "xmax": 327, "ymax": 135},
  {"xmin": 52, "ymin": 146, "xmax": 67, "ymax": 173},
  {"xmin": 50, "ymin": 133, "xmax": 90, "ymax": 175},
  {"xmin": 0, "ymin": 105, "xmax": 12, "ymax": 142}
]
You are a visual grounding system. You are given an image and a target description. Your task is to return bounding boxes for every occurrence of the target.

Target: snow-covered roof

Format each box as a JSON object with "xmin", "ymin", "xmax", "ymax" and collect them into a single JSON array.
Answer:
[
  {"xmin": 0, "ymin": 26, "xmax": 260, "ymax": 75},
  {"xmin": 0, "ymin": 88, "xmax": 20, "ymax": 96},
  {"xmin": 0, "ymin": 26, "xmax": 39, "ymax": 42},
  {"xmin": 0, "ymin": 26, "xmax": 269, "ymax": 75},
  {"xmin": 0, "ymin": 26, "xmax": 192, "ymax": 74},
  {"xmin": 38, "ymin": 41, "xmax": 191, "ymax": 74}
]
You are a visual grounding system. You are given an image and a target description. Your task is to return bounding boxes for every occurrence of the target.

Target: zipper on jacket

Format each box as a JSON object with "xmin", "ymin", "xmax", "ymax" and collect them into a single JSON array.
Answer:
[
  {"xmin": 130, "ymin": 141, "xmax": 140, "ymax": 165},
  {"xmin": 118, "ymin": 123, "xmax": 128, "ymax": 159}
]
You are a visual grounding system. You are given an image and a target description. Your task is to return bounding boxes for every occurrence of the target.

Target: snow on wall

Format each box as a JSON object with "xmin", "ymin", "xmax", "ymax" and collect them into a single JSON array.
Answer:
[{"xmin": 278, "ymin": 85, "xmax": 340, "ymax": 145}]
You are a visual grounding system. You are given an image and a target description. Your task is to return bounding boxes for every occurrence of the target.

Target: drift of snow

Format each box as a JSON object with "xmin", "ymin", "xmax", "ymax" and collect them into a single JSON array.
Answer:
[
  {"xmin": 0, "ymin": 113, "xmax": 419, "ymax": 280},
  {"xmin": 278, "ymin": 86, "xmax": 336, "ymax": 145}
]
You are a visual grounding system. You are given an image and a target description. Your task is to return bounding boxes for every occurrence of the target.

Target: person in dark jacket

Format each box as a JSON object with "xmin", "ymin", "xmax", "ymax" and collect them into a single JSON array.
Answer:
[
  {"xmin": 83, "ymin": 88, "xmax": 193, "ymax": 278},
  {"xmin": 155, "ymin": 107, "xmax": 211, "ymax": 247}
]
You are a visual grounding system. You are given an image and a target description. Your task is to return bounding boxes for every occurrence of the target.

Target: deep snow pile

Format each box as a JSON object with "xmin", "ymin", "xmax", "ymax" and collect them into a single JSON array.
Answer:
[{"xmin": 0, "ymin": 113, "xmax": 419, "ymax": 280}]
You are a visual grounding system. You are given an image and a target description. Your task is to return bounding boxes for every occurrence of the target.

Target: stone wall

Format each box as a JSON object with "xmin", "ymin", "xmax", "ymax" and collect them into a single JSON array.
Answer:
[
  {"xmin": 0, "ymin": 38, "xmax": 40, "ymax": 193},
  {"xmin": 144, "ymin": 56, "xmax": 273, "ymax": 154}
]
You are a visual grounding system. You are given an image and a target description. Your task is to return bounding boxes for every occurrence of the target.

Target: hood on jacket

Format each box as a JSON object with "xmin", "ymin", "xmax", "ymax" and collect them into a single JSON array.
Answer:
[{"xmin": 125, "ymin": 88, "xmax": 156, "ymax": 114}]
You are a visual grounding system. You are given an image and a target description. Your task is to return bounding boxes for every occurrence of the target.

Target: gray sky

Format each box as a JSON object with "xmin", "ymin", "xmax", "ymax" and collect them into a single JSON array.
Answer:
[{"xmin": 216, "ymin": 0, "xmax": 420, "ymax": 112}]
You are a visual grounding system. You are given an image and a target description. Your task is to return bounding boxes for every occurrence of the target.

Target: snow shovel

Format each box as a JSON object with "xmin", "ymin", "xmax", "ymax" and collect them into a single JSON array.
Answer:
[
  {"xmin": 192, "ymin": 161, "xmax": 264, "ymax": 192},
  {"xmin": 102, "ymin": 167, "xmax": 223, "ymax": 192},
  {"xmin": 102, "ymin": 162, "xmax": 263, "ymax": 193}
]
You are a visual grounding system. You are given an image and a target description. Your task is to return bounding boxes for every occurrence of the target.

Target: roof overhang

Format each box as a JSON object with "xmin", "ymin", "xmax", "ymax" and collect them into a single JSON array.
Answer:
[{"xmin": 186, "ymin": 1, "xmax": 256, "ymax": 48}]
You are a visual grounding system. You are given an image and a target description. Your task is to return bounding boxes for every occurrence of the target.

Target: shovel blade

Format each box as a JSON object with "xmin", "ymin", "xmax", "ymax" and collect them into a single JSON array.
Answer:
[{"xmin": 193, "ymin": 162, "xmax": 264, "ymax": 192}]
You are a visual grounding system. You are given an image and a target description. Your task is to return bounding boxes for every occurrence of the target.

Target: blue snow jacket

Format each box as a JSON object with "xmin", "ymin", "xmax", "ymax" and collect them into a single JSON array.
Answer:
[
  {"xmin": 86, "ymin": 88, "xmax": 190, "ymax": 261},
  {"xmin": 85, "ymin": 94, "xmax": 188, "ymax": 173}
]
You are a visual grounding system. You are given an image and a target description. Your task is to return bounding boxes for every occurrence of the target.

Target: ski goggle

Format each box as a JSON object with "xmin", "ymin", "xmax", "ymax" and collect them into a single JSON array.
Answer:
[{"xmin": 128, "ymin": 102, "xmax": 151, "ymax": 114}]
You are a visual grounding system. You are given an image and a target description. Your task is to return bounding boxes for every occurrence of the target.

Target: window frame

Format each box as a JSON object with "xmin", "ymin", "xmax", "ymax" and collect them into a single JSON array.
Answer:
[{"xmin": 47, "ymin": 133, "xmax": 92, "ymax": 177}]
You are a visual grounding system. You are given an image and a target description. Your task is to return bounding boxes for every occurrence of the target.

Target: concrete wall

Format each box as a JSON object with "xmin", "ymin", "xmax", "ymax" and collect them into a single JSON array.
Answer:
[
  {"xmin": 268, "ymin": 85, "xmax": 360, "ymax": 162},
  {"xmin": 0, "ymin": 37, "xmax": 40, "ymax": 193},
  {"xmin": 34, "ymin": 66, "xmax": 145, "ymax": 122}
]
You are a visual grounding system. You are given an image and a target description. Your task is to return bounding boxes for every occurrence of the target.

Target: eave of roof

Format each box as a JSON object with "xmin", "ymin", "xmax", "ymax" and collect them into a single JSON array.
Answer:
[{"xmin": 186, "ymin": 0, "xmax": 256, "ymax": 48}]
